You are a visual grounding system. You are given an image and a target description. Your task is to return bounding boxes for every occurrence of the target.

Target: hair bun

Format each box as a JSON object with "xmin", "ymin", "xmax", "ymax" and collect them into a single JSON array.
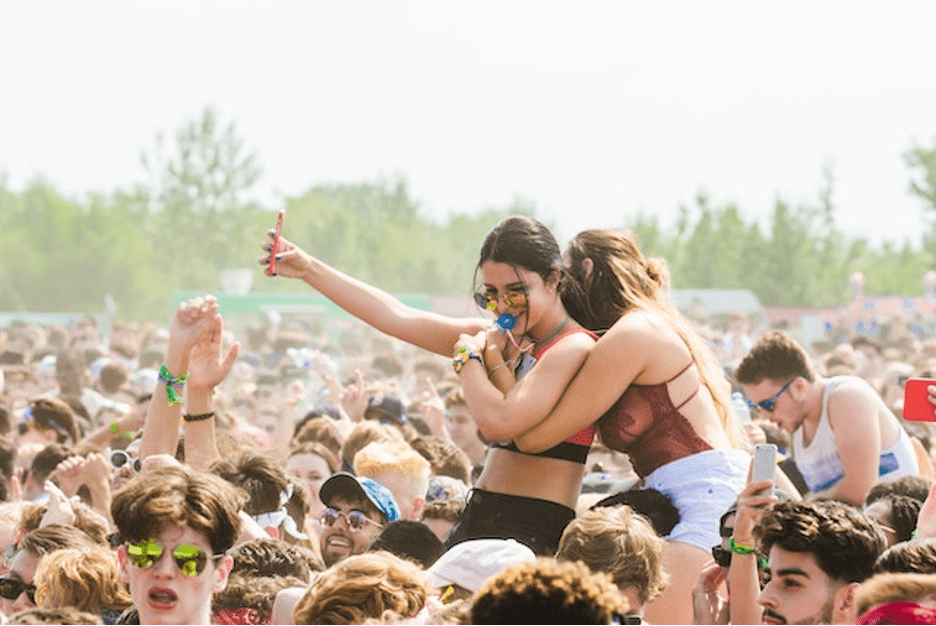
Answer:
[{"xmin": 644, "ymin": 258, "xmax": 670, "ymax": 290}]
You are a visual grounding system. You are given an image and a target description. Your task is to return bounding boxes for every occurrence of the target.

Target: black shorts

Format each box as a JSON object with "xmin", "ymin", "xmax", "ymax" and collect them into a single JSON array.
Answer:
[{"xmin": 444, "ymin": 488, "xmax": 575, "ymax": 556}]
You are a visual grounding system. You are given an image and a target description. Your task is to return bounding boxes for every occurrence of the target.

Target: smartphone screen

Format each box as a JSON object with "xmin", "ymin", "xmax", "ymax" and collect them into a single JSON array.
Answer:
[{"xmin": 903, "ymin": 378, "xmax": 936, "ymax": 422}]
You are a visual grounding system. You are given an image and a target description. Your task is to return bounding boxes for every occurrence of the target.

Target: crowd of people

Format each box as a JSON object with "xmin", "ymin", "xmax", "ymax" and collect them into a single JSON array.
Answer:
[{"xmin": 0, "ymin": 215, "xmax": 936, "ymax": 624}]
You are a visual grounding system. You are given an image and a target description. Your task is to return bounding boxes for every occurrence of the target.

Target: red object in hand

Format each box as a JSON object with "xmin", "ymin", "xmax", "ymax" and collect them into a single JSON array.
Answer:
[{"xmin": 266, "ymin": 210, "xmax": 285, "ymax": 276}]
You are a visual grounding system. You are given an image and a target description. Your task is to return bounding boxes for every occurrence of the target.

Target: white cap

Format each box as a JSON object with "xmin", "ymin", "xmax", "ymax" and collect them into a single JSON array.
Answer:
[{"xmin": 426, "ymin": 539, "xmax": 536, "ymax": 593}]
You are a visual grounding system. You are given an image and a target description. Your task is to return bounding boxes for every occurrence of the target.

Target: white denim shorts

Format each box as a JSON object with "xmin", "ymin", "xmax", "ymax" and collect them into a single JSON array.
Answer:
[{"xmin": 643, "ymin": 448, "xmax": 750, "ymax": 551}]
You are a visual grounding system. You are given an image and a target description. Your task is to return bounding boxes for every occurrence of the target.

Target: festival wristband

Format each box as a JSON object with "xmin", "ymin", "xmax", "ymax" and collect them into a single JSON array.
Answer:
[{"xmin": 158, "ymin": 365, "xmax": 188, "ymax": 406}]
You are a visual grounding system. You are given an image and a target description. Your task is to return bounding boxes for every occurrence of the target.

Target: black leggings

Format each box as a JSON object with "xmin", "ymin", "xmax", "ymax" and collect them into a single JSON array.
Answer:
[{"xmin": 444, "ymin": 488, "xmax": 576, "ymax": 556}]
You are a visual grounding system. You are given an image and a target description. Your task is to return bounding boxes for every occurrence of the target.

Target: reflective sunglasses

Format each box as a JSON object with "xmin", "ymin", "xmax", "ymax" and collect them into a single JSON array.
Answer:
[
  {"xmin": 320, "ymin": 507, "xmax": 383, "ymax": 531},
  {"xmin": 472, "ymin": 288, "xmax": 528, "ymax": 312},
  {"xmin": 110, "ymin": 450, "xmax": 141, "ymax": 473},
  {"xmin": 0, "ymin": 577, "xmax": 36, "ymax": 604},
  {"xmin": 746, "ymin": 378, "xmax": 796, "ymax": 412},
  {"xmin": 126, "ymin": 539, "xmax": 220, "ymax": 577}
]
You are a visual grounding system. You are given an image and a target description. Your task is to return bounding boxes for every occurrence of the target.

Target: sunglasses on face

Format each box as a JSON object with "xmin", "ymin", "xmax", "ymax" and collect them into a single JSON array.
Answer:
[
  {"xmin": 0, "ymin": 577, "xmax": 36, "ymax": 604},
  {"xmin": 746, "ymin": 378, "xmax": 796, "ymax": 413},
  {"xmin": 320, "ymin": 507, "xmax": 382, "ymax": 531},
  {"xmin": 126, "ymin": 539, "xmax": 220, "ymax": 577},
  {"xmin": 110, "ymin": 450, "xmax": 141, "ymax": 473},
  {"xmin": 472, "ymin": 288, "xmax": 528, "ymax": 312}
]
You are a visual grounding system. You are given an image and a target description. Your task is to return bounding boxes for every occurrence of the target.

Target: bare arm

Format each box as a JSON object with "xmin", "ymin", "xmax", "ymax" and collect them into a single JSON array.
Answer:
[
  {"xmin": 457, "ymin": 329, "xmax": 595, "ymax": 442},
  {"xmin": 261, "ymin": 233, "xmax": 487, "ymax": 355},
  {"xmin": 514, "ymin": 317, "xmax": 652, "ymax": 452},
  {"xmin": 728, "ymin": 479, "xmax": 776, "ymax": 626},
  {"xmin": 809, "ymin": 384, "xmax": 882, "ymax": 506},
  {"xmin": 139, "ymin": 297, "xmax": 219, "ymax": 461},
  {"xmin": 185, "ymin": 312, "xmax": 240, "ymax": 472}
]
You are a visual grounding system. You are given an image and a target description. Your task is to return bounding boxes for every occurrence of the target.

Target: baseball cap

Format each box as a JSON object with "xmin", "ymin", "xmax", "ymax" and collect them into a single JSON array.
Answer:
[
  {"xmin": 319, "ymin": 472, "xmax": 400, "ymax": 523},
  {"xmin": 364, "ymin": 394, "xmax": 407, "ymax": 425},
  {"xmin": 426, "ymin": 539, "xmax": 536, "ymax": 593}
]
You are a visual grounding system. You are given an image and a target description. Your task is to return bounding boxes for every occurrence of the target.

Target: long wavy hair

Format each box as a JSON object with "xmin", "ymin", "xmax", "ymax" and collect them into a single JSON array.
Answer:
[{"xmin": 561, "ymin": 229, "xmax": 738, "ymax": 444}]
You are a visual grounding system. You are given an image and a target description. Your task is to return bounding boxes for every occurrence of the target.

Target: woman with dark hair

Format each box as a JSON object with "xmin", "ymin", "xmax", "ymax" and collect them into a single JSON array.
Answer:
[
  {"xmin": 261, "ymin": 216, "xmax": 598, "ymax": 555},
  {"xmin": 501, "ymin": 229, "xmax": 753, "ymax": 623}
]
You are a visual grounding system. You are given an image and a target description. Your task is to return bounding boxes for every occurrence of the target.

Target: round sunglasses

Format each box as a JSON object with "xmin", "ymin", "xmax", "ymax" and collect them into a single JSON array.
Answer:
[
  {"xmin": 319, "ymin": 507, "xmax": 383, "ymax": 532},
  {"xmin": 473, "ymin": 288, "xmax": 528, "ymax": 312},
  {"xmin": 126, "ymin": 539, "xmax": 222, "ymax": 577},
  {"xmin": 110, "ymin": 450, "xmax": 142, "ymax": 473}
]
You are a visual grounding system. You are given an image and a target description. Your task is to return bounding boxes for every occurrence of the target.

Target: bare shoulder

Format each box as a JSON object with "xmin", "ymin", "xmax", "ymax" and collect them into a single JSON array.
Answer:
[
  {"xmin": 826, "ymin": 377, "xmax": 883, "ymax": 423},
  {"xmin": 603, "ymin": 309, "xmax": 676, "ymax": 349}
]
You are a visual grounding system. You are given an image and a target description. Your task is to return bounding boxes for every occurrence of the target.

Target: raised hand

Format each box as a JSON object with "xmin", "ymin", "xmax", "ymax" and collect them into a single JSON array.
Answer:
[
  {"xmin": 259, "ymin": 233, "xmax": 309, "ymax": 280},
  {"xmin": 188, "ymin": 313, "xmax": 240, "ymax": 393},
  {"xmin": 169, "ymin": 295, "xmax": 220, "ymax": 352}
]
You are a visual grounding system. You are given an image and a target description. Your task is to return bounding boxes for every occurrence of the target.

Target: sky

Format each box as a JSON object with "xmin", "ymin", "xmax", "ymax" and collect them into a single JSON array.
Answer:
[{"xmin": 2, "ymin": 0, "xmax": 935, "ymax": 248}]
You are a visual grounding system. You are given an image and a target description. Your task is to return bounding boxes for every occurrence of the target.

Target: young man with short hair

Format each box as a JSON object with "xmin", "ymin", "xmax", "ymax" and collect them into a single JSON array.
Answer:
[
  {"xmin": 111, "ymin": 465, "xmax": 242, "ymax": 625},
  {"xmin": 735, "ymin": 330, "xmax": 917, "ymax": 505}
]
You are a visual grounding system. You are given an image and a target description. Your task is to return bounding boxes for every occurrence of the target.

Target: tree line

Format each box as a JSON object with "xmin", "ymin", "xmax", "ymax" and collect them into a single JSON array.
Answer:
[{"xmin": 1, "ymin": 108, "xmax": 935, "ymax": 323}]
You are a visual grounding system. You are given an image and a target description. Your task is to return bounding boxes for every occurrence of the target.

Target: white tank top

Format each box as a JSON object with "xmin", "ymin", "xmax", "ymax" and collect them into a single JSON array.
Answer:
[{"xmin": 792, "ymin": 376, "xmax": 918, "ymax": 493}]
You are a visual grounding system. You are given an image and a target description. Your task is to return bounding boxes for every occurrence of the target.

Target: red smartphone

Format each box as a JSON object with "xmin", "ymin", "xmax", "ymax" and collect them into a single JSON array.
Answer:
[
  {"xmin": 266, "ymin": 210, "xmax": 285, "ymax": 277},
  {"xmin": 903, "ymin": 378, "xmax": 936, "ymax": 421}
]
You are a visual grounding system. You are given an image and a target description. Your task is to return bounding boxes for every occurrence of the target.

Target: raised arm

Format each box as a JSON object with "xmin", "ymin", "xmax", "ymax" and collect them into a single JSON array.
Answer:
[
  {"xmin": 260, "ymin": 232, "xmax": 486, "ymax": 356},
  {"xmin": 185, "ymin": 310, "xmax": 240, "ymax": 472},
  {"xmin": 139, "ymin": 297, "xmax": 220, "ymax": 461}
]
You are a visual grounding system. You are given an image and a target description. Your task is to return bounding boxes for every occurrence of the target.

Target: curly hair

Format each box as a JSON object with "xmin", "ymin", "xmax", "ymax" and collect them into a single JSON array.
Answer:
[
  {"xmin": 33, "ymin": 546, "xmax": 132, "ymax": 615},
  {"xmin": 865, "ymin": 475, "xmax": 931, "ymax": 506},
  {"xmin": 407, "ymin": 435, "xmax": 472, "ymax": 486},
  {"xmin": 470, "ymin": 558, "xmax": 627, "ymax": 625},
  {"xmin": 755, "ymin": 500, "xmax": 885, "ymax": 583},
  {"xmin": 293, "ymin": 551, "xmax": 430, "ymax": 624},
  {"xmin": 556, "ymin": 505, "xmax": 668, "ymax": 605},
  {"xmin": 734, "ymin": 330, "xmax": 817, "ymax": 385},
  {"xmin": 228, "ymin": 537, "xmax": 321, "ymax": 580}
]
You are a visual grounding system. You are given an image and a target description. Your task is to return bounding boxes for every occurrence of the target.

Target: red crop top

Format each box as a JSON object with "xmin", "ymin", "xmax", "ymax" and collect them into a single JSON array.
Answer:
[
  {"xmin": 490, "ymin": 327, "xmax": 598, "ymax": 464},
  {"xmin": 597, "ymin": 361, "xmax": 713, "ymax": 477}
]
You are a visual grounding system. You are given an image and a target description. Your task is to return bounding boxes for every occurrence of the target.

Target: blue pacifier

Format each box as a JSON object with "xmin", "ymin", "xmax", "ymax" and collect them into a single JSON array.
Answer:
[{"xmin": 496, "ymin": 313, "xmax": 516, "ymax": 331}]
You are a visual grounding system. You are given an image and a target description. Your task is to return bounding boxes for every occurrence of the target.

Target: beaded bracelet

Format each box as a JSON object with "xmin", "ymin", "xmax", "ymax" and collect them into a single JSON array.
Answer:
[{"xmin": 453, "ymin": 346, "xmax": 483, "ymax": 376}]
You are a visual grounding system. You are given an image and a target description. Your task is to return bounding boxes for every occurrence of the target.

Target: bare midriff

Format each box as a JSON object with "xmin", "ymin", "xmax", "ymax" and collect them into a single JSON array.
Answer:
[{"xmin": 475, "ymin": 447, "xmax": 585, "ymax": 509}]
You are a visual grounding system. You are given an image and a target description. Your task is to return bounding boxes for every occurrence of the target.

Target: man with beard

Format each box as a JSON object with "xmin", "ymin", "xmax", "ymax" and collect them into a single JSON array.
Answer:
[
  {"xmin": 732, "ymin": 491, "xmax": 885, "ymax": 625},
  {"xmin": 317, "ymin": 472, "xmax": 399, "ymax": 567}
]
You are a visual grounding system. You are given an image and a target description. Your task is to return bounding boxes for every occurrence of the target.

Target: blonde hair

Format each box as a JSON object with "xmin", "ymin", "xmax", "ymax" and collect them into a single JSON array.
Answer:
[
  {"xmin": 354, "ymin": 441, "xmax": 430, "ymax": 486},
  {"xmin": 293, "ymin": 551, "xmax": 429, "ymax": 624},
  {"xmin": 557, "ymin": 504, "xmax": 668, "ymax": 604},
  {"xmin": 856, "ymin": 572, "xmax": 936, "ymax": 618},
  {"xmin": 340, "ymin": 422, "xmax": 405, "ymax": 468},
  {"xmin": 33, "ymin": 546, "xmax": 133, "ymax": 614}
]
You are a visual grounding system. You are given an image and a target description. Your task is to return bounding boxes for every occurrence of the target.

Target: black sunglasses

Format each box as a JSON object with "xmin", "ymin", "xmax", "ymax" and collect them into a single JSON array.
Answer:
[
  {"xmin": 746, "ymin": 378, "xmax": 796, "ymax": 412},
  {"xmin": 0, "ymin": 577, "xmax": 36, "ymax": 604}
]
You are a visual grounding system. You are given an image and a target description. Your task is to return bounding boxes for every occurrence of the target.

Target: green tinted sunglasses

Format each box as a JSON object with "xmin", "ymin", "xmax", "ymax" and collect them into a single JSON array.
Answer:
[{"xmin": 126, "ymin": 539, "xmax": 221, "ymax": 577}]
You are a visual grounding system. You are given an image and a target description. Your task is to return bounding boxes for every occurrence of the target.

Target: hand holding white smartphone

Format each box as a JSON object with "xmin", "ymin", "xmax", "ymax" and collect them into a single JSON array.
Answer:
[{"xmin": 751, "ymin": 443, "xmax": 777, "ymax": 494}]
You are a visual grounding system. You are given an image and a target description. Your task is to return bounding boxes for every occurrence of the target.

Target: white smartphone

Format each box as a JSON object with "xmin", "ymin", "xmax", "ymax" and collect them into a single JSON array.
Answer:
[{"xmin": 751, "ymin": 443, "xmax": 778, "ymax": 491}]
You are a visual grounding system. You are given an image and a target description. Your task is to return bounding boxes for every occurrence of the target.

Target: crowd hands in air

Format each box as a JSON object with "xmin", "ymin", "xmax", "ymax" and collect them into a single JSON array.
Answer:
[{"xmin": 1, "ymin": 216, "xmax": 936, "ymax": 624}]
